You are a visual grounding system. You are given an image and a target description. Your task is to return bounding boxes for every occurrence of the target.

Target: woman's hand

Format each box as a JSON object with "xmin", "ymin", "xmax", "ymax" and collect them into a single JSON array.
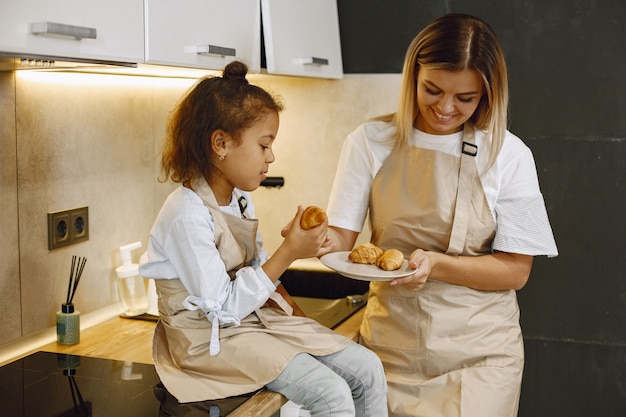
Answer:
[
  {"xmin": 390, "ymin": 249, "xmax": 533, "ymax": 291},
  {"xmin": 390, "ymin": 248, "xmax": 431, "ymax": 289}
]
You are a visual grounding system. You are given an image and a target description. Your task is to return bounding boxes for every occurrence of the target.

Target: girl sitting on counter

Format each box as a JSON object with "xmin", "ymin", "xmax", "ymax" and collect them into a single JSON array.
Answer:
[{"xmin": 139, "ymin": 61, "xmax": 387, "ymax": 417}]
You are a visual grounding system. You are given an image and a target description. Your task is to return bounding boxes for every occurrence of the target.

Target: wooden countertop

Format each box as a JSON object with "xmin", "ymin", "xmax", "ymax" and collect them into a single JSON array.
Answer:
[
  {"xmin": 40, "ymin": 315, "xmax": 156, "ymax": 364},
  {"xmin": 37, "ymin": 308, "xmax": 364, "ymax": 417}
]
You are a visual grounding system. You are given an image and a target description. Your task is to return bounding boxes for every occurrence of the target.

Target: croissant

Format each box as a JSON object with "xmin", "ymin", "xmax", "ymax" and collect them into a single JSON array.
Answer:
[
  {"xmin": 300, "ymin": 206, "xmax": 327, "ymax": 230},
  {"xmin": 376, "ymin": 249, "xmax": 405, "ymax": 271},
  {"xmin": 348, "ymin": 243, "xmax": 384, "ymax": 265}
]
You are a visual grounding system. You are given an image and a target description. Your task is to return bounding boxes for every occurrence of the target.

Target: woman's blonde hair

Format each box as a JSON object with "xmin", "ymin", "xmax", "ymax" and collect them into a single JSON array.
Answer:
[{"xmin": 381, "ymin": 13, "xmax": 508, "ymax": 167}]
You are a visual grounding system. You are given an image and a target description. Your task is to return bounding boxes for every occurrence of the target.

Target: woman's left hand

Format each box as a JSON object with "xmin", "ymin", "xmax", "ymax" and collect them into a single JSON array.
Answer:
[
  {"xmin": 316, "ymin": 234, "xmax": 335, "ymax": 258},
  {"xmin": 390, "ymin": 249, "xmax": 431, "ymax": 290}
]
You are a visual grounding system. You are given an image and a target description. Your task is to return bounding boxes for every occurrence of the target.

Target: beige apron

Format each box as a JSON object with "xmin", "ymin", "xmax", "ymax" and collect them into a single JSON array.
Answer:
[
  {"xmin": 153, "ymin": 179, "xmax": 350, "ymax": 403},
  {"xmin": 363, "ymin": 124, "xmax": 524, "ymax": 417}
]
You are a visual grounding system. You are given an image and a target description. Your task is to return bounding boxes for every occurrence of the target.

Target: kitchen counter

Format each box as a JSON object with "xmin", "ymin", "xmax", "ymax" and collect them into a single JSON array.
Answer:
[{"xmin": 30, "ymin": 308, "xmax": 364, "ymax": 417}]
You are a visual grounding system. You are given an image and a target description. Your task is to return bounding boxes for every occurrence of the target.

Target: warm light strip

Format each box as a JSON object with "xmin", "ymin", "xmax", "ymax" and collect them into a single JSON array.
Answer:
[
  {"xmin": 16, "ymin": 69, "xmax": 198, "ymax": 88},
  {"xmin": 15, "ymin": 64, "xmax": 273, "ymax": 87}
]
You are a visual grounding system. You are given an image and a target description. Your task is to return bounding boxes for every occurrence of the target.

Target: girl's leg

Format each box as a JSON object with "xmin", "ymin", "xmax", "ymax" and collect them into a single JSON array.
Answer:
[
  {"xmin": 315, "ymin": 342, "xmax": 388, "ymax": 417},
  {"xmin": 266, "ymin": 352, "xmax": 356, "ymax": 417}
]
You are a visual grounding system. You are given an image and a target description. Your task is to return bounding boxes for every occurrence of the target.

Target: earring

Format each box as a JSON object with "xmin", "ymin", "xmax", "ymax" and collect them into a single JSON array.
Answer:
[{"xmin": 219, "ymin": 154, "xmax": 225, "ymax": 161}]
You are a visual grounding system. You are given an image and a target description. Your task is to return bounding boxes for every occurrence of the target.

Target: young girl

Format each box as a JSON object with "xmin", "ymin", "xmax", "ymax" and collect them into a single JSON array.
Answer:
[
  {"xmin": 139, "ymin": 61, "xmax": 387, "ymax": 417},
  {"xmin": 325, "ymin": 13, "xmax": 558, "ymax": 417}
]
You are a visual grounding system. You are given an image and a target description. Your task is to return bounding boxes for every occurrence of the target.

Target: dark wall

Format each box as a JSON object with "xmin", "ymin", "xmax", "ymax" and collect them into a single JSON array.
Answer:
[{"xmin": 337, "ymin": 1, "xmax": 626, "ymax": 416}]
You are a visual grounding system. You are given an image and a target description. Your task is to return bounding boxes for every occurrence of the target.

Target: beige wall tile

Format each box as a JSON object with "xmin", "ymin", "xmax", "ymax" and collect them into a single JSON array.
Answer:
[
  {"xmin": 14, "ymin": 72, "xmax": 191, "ymax": 336},
  {"xmin": 250, "ymin": 74, "xmax": 401, "ymax": 253},
  {"xmin": 0, "ymin": 71, "xmax": 21, "ymax": 345}
]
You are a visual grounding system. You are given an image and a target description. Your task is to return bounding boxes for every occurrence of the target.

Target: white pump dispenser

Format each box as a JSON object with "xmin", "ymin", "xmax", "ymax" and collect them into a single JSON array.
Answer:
[{"xmin": 116, "ymin": 241, "xmax": 148, "ymax": 317}]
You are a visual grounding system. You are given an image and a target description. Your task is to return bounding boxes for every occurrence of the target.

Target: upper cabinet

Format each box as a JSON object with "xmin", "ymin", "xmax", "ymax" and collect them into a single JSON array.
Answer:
[
  {"xmin": 261, "ymin": 0, "xmax": 343, "ymax": 79},
  {"xmin": 0, "ymin": 0, "xmax": 343, "ymax": 78},
  {"xmin": 144, "ymin": 0, "xmax": 260, "ymax": 72},
  {"xmin": 0, "ymin": 0, "xmax": 143, "ymax": 64}
]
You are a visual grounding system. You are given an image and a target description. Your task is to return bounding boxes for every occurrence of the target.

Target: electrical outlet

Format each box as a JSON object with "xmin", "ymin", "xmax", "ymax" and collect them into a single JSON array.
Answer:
[{"xmin": 47, "ymin": 206, "xmax": 89, "ymax": 250}]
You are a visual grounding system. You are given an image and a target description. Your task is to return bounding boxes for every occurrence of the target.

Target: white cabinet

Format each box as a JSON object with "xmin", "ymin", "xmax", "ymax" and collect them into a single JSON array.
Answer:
[
  {"xmin": 0, "ymin": 0, "xmax": 342, "ymax": 78},
  {"xmin": 261, "ymin": 0, "xmax": 343, "ymax": 79},
  {"xmin": 145, "ymin": 0, "xmax": 260, "ymax": 72},
  {"xmin": 0, "ymin": 0, "xmax": 143, "ymax": 64}
]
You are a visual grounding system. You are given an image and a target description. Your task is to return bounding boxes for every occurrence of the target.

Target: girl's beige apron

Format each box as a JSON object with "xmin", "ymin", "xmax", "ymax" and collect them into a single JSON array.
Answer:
[
  {"xmin": 153, "ymin": 180, "xmax": 350, "ymax": 403},
  {"xmin": 365, "ymin": 124, "xmax": 524, "ymax": 417}
]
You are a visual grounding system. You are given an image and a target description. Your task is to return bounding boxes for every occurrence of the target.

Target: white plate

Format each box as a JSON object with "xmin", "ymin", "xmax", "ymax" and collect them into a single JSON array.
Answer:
[{"xmin": 320, "ymin": 251, "xmax": 414, "ymax": 281}]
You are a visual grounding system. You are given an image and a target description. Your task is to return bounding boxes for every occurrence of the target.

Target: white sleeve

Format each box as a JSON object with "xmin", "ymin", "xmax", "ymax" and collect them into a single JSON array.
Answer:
[
  {"xmin": 152, "ymin": 208, "xmax": 274, "ymax": 320},
  {"xmin": 492, "ymin": 142, "xmax": 558, "ymax": 257},
  {"xmin": 327, "ymin": 125, "xmax": 384, "ymax": 232}
]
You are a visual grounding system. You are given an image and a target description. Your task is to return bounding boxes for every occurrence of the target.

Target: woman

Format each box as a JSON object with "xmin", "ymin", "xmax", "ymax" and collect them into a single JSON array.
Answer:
[
  {"xmin": 140, "ymin": 61, "xmax": 387, "ymax": 416},
  {"xmin": 325, "ymin": 13, "xmax": 558, "ymax": 417}
]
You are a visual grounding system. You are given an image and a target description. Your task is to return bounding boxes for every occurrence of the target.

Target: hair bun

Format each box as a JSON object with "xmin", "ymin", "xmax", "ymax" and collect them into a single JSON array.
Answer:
[{"xmin": 223, "ymin": 61, "xmax": 249, "ymax": 83}]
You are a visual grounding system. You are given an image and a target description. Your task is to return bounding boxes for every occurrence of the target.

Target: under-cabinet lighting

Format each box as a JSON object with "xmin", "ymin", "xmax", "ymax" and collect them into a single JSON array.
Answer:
[
  {"xmin": 14, "ymin": 62, "xmax": 230, "ymax": 80},
  {"xmin": 16, "ymin": 69, "xmax": 198, "ymax": 88},
  {"xmin": 81, "ymin": 63, "xmax": 223, "ymax": 79},
  {"xmin": 16, "ymin": 64, "xmax": 276, "ymax": 81},
  {"xmin": 16, "ymin": 64, "xmax": 277, "ymax": 86}
]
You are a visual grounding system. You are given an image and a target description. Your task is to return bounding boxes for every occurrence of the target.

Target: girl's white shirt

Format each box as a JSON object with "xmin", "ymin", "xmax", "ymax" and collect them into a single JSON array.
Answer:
[
  {"xmin": 327, "ymin": 121, "xmax": 558, "ymax": 257},
  {"xmin": 139, "ymin": 187, "xmax": 275, "ymax": 320}
]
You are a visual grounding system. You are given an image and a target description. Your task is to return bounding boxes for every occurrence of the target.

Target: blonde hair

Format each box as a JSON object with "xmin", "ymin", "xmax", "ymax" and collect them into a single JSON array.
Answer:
[{"xmin": 379, "ymin": 13, "xmax": 509, "ymax": 168}]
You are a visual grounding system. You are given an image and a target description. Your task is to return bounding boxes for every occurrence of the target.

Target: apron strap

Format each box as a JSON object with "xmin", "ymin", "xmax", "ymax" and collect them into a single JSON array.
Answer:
[{"xmin": 446, "ymin": 123, "xmax": 478, "ymax": 255}]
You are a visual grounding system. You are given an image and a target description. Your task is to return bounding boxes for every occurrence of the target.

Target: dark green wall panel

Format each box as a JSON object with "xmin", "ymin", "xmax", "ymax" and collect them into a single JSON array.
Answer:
[{"xmin": 336, "ymin": 1, "xmax": 626, "ymax": 415}]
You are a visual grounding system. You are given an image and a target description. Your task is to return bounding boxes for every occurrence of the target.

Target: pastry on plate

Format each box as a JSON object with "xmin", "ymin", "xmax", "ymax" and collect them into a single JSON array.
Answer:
[
  {"xmin": 348, "ymin": 243, "xmax": 384, "ymax": 265},
  {"xmin": 376, "ymin": 248, "xmax": 404, "ymax": 271}
]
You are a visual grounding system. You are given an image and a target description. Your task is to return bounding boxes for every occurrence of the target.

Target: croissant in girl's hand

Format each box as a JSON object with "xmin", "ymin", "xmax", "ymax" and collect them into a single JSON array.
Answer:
[{"xmin": 300, "ymin": 206, "xmax": 328, "ymax": 230}]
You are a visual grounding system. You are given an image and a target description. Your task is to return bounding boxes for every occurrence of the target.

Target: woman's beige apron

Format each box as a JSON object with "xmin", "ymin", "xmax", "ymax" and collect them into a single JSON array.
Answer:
[
  {"xmin": 153, "ymin": 179, "xmax": 350, "ymax": 403},
  {"xmin": 364, "ymin": 124, "xmax": 524, "ymax": 417}
]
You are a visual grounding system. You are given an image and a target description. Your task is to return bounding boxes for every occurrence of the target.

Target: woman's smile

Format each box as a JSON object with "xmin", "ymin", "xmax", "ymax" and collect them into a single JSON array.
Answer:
[{"xmin": 432, "ymin": 108, "xmax": 456, "ymax": 122}]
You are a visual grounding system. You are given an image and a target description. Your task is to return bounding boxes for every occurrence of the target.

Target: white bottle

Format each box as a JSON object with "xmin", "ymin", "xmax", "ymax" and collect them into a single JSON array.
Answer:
[{"xmin": 116, "ymin": 241, "xmax": 148, "ymax": 317}]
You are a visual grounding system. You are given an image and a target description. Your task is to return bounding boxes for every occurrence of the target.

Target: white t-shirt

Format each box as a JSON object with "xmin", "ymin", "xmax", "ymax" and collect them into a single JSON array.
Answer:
[
  {"xmin": 327, "ymin": 121, "xmax": 558, "ymax": 257},
  {"xmin": 139, "ymin": 186, "xmax": 275, "ymax": 320}
]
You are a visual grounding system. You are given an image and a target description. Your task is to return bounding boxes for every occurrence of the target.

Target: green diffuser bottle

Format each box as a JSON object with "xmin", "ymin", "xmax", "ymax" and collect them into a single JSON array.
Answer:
[
  {"xmin": 58, "ymin": 256, "xmax": 87, "ymax": 345},
  {"xmin": 57, "ymin": 303, "xmax": 80, "ymax": 344}
]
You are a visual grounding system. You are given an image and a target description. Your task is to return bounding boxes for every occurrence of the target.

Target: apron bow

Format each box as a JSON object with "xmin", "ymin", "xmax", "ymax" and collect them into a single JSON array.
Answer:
[{"xmin": 183, "ymin": 295, "xmax": 241, "ymax": 355}]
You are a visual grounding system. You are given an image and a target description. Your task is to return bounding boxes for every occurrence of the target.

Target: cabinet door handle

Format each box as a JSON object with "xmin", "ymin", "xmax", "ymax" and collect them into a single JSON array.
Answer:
[
  {"xmin": 184, "ymin": 45, "xmax": 236, "ymax": 57},
  {"xmin": 294, "ymin": 57, "xmax": 330, "ymax": 66},
  {"xmin": 31, "ymin": 22, "xmax": 97, "ymax": 40}
]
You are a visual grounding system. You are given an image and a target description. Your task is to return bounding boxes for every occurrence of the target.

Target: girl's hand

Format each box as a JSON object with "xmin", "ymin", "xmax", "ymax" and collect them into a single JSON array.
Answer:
[
  {"xmin": 282, "ymin": 206, "xmax": 332, "ymax": 260},
  {"xmin": 263, "ymin": 207, "xmax": 335, "ymax": 283},
  {"xmin": 280, "ymin": 218, "xmax": 293, "ymax": 238},
  {"xmin": 390, "ymin": 249, "xmax": 431, "ymax": 289}
]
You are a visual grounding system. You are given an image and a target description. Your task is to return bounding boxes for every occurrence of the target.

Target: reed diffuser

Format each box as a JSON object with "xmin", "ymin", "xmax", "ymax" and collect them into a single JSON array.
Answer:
[{"xmin": 57, "ymin": 256, "xmax": 87, "ymax": 345}]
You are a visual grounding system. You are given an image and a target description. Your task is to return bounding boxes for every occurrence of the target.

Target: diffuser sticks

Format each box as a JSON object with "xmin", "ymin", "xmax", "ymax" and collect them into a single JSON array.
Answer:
[
  {"xmin": 65, "ymin": 255, "xmax": 87, "ymax": 305},
  {"xmin": 57, "ymin": 255, "xmax": 87, "ymax": 345}
]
